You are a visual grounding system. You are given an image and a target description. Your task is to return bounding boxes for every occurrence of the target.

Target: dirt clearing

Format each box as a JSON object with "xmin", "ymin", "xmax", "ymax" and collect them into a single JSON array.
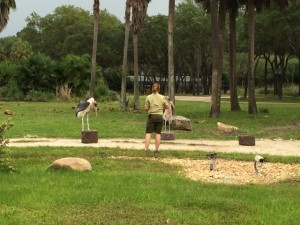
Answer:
[{"xmin": 111, "ymin": 156, "xmax": 300, "ymax": 185}]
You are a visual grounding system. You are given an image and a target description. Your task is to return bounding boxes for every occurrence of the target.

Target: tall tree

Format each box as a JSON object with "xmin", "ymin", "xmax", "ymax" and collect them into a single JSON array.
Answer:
[
  {"xmin": 228, "ymin": 0, "xmax": 241, "ymax": 111},
  {"xmin": 131, "ymin": 0, "xmax": 151, "ymax": 110},
  {"xmin": 247, "ymin": 0, "xmax": 257, "ymax": 114},
  {"xmin": 168, "ymin": 0, "xmax": 175, "ymax": 107},
  {"xmin": 196, "ymin": 0, "xmax": 227, "ymax": 117},
  {"xmin": 121, "ymin": 0, "xmax": 132, "ymax": 111},
  {"xmin": 0, "ymin": 0, "xmax": 16, "ymax": 32},
  {"xmin": 208, "ymin": 0, "xmax": 221, "ymax": 117},
  {"xmin": 89, "ymin": 0, "xmax": 100, "ymax": 97}
]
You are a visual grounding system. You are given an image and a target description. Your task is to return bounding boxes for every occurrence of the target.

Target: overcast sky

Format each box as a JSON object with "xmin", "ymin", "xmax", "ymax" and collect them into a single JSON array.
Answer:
[{"xmin": 0, "ymin": 0, "xmax": 181, "ymax": 38}]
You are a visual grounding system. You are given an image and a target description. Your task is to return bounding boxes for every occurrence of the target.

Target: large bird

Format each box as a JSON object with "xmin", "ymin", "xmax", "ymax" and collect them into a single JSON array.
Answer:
[{"xmin": 75, "ymin": 97, "xmax": 97, "ymax": 131}]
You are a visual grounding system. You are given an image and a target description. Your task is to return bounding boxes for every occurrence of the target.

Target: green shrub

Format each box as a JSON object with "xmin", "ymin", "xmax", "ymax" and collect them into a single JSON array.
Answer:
[
  {"xmin": 283, "ymin": 85, "xmax": 298, "ymax": 97},
  {"xmin": 259, "ymin": 107, "xmax": 270, "ymax": 113},
  {"xmin": 0, "ymin": 83, "xmax": 25, "ymax": 101},
  {"xmin": 25, "ymin": 90, "xmax": 55, "ymax": 102},
  {"xmin": 0, "ymin": 120, "xmax": 16, "ymax": 173},
  {"xmin": 94, "ymin": 79, "xmax": 119, "ymax": 102}
]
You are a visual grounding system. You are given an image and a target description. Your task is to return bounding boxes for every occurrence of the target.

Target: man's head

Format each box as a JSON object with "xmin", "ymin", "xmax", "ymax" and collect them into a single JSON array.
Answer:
[{"xmin": 152, "ymin": 83, "xmax": 160, "ymax": 93}]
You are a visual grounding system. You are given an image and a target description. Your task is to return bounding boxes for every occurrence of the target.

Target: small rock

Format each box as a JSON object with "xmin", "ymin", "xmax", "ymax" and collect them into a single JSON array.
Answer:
[
  {"xmin": 217, "ymin": 122, "xmax": 238, "ymax": 133},
  {"xmin": 4, "ymin": 109, "xmax": 13, "ymax": 115},
  {"xmin": 48, "ymin": 157, "xmax": 92, "ymax": 171}
]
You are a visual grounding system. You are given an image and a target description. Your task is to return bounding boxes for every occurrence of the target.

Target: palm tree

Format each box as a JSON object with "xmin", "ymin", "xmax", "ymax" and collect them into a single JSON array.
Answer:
[
  {"xmin": 89, "ymin": 0, "xmax": 100, "ymax": 97},
  {"xmin": 228, "ymin": 0, "xmax": 241, "ymax": 111},
  {"xmin": 121, "ymin": 0, "xmax": 132, "ymax": 111},
  {"xmin": 208, "ymin": 0, "xmax": 221, "ymax": 117},
  {"xmin": 247, "ymin": 0, "xmax": 257, "ymax": 114},
  {"xmin": 168, "ymin": 0, "xmax": 175, "ymax": 107},
  {"xmin": 131, "ymin": 0, "xmax": 151, "ymax": 110},
  {"xmin": 0, "ymin": 0, "xmax": 16, "ymax": 32}
]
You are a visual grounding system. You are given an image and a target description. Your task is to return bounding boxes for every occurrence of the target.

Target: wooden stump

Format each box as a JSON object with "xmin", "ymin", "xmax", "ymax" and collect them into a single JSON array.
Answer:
[
  {"xmin": 81, "ymin": 130, "xmax": 98, "ymax": 144},
  {"xmin": 161, "ymin": 132, "xmax": 175, "ymax": 140},
  {"xmin": 238, "ymin": 135, "xmax": 255, "ymax": 146}
]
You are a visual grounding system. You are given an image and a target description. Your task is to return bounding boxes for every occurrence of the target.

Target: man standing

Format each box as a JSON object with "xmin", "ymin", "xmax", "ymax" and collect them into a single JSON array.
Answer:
[{"xmin": 144, "ymin": 83, "xmax": 168, "ymax": 157}]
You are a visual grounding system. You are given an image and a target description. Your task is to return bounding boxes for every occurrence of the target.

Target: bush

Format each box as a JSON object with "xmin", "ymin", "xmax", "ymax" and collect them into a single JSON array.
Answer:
[
  {"xmin": 25, "ymin": 90, "xmax": 56, "ymax": 102},
  {"xmin": 259, "ymin": 107, "xmax": 270, "ymax": 114},
  {"xmin": 0, "ymin": 84, "xmax": 25, "ymax": 101},
  {"xmin": 0, "ymin": 120, "xmax": 16, "ymax": 173},
  {"xmin": 94, "ymin": 79, "xmax": 119, "ymax": 102}
]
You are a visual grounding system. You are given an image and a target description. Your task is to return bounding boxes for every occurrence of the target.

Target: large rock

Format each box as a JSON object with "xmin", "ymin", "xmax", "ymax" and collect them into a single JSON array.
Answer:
[
  {"xmin": 48, "ymin": 157, "xmax": 92, "ymax": 171},
  {"xmin": 171, "ymin": 115, "xmax": 192, "ymax": 131}
]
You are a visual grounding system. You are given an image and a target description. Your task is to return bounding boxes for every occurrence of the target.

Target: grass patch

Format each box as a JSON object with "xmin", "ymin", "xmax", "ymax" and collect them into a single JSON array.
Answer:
[
  {"xmin": 0, "ymin": 99, "xmax": 299, "ymax": 140},
  {"xmin": 0, "ymin": 147, "xmax": 299, "ymax": 225}
]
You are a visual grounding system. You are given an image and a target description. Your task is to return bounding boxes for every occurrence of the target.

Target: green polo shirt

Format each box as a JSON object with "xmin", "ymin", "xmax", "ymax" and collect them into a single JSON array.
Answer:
[{"xmin": 145, "ymin": 93, "xmax": 167, "ymax": 115}]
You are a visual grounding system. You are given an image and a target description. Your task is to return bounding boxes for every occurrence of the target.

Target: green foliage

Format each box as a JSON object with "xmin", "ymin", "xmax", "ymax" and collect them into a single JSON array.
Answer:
[
  {"xmin": 259, "ymin": 107, "xmax": 270, "ymax": 114},
  {"xmin": 94, "ymin": 78, "xmax": 119, "ymax": 102},
  {"xmin": 103, "ymin": 67, "xmax": 122, "ymax": 92},
  {"xmin": 17, "ymin": 53, "xmax": 57, "ymax": 95},
  {"xmin": 0, "ymin": 60, "xmax": 19, "ymax": 86},
  {"xmin": 0, "ymin": 120, "xmax": 15, "ymax": 173},
  {"xmin": 59, "ymin": 54, "xmax": 91, "ymax": 97},
  {"xmin": 18, "ymin": 6, "xmax": 123, "ymax": 68},
  {"xmin": 24, "ymin": 90, "xmax": 55, "ymax": 102}
]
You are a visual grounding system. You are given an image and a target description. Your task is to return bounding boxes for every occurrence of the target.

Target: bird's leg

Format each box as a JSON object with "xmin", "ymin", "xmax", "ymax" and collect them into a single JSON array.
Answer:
[
  {"xmin": 82, "ymin": 116, "xmax": 84, "ymax": 131},
  {"xmin": 164, "ymin": 120, "xmax": 166, "ymax": 132},
  {"xmin": 87, "ymin": 114, "xmax": 90, "ymax": 130},
  {"xmin": 168, "ymin": 120, "xmax": 171, "ymax": 132}
]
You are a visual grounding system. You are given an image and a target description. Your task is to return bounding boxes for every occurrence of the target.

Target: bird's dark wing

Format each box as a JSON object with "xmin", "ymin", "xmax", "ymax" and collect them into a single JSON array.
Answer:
[{"xmin": 76, "ymin": 102, "xmax": 90, "ymax": 114}]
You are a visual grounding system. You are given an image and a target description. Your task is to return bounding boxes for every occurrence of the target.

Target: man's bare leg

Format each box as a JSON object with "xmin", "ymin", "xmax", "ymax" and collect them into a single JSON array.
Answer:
[{"xmin": 145, "ymin": 133, "xmax": 151, "ymax": 150}]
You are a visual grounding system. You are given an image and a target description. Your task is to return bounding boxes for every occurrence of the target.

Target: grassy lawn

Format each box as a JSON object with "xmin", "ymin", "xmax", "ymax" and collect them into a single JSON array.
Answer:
[
  {"xmin": 0, "ymin": 97, "xmax": 300, "ymax": 140},
  {"xmin": 0, "ymin": 147, "xmax": 299, "ymax": 225}
]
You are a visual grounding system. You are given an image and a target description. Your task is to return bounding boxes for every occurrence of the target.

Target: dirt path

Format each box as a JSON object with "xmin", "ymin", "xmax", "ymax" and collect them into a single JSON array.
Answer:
[{"xmin": 8, "ymin": 137, "xmax": 300, "ymax": 157}]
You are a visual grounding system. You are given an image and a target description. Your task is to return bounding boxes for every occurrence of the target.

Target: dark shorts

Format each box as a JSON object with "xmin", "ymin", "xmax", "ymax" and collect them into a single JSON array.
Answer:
[{"xmin": 146, "ymin": 114, "xmax": 163, "ymax": 134}]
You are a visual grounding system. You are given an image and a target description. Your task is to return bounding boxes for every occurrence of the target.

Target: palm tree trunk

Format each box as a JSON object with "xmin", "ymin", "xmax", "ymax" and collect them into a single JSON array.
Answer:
[
  {"xmin": 168, "ymin": 0, "xmax": 175, "ymax": 110},
  {"xmin": 121, "ymin": 0, "xmax": 132, "ymax": 111},
  {"xmin": 229, "ymin": 7, "xmax": 241, "ymax": 111},
  {"xmin": 133, "ymin": 33, "xmax": 140, "ymax": 109},
  {"xmin": 90, "ymin": 0, "xmax": 100, "ymax": 97},
  {"xmin": 217, "ymin": 0, "xmax": 227, "ymax": 113},
  {"xmin": 209, "ymin": 0, "xmax": 220, "ymax": 118},
  {"xmin": 247, "ymin": 0, "xmax": 257, "ymax": 114},
  {"xmin": 299, "ymin": 56, "xmax": 300, "ymax": 96},
  {"xmin": 264, "ymin": 56, "xmax": 268, "ymax": 95}
]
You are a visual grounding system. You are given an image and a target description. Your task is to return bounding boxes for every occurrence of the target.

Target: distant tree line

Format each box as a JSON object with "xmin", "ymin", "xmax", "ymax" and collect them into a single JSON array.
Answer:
[{"xmin": 0, "ymin": 2, "xmax": 299, "ymax": 102}]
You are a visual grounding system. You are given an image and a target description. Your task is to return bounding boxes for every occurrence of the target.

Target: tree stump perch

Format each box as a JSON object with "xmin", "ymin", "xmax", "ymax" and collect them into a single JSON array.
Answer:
[
  {"xmin": 238, "ymin": 135, "xmax": 255, "ymax": 146},
  {"xmin": 161, "ymin": 132, "xmax": 175, "ymax": 140},
  {"xmin": 81, "ymin": 130, "xmax": 98, "ymax": 143}
]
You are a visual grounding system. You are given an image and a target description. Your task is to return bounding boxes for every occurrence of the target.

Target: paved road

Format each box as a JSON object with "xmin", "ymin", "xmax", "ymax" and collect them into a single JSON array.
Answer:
[{"xmin": 8, "ymin": 138, "xmax": 300, "ymax": 157}]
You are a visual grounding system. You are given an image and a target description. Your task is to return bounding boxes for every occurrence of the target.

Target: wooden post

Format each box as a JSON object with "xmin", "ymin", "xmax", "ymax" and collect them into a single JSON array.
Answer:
[
  {"xmin": 238, "ymin": 135, "xmax": 255, "ymax": 146},
  {"xmin": 81, "ymin": 130, "xmax": 98, "ymax": 143},
  {"xmin": 161, "ymin": 132, "xmax": 175, "ymax": 140}
]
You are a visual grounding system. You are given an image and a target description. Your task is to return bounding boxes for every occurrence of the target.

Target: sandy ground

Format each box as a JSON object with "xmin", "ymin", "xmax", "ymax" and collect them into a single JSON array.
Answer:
[
  {"xmin": 110, "ymin": 156, "xmax": 300, "ymax": 185},
  {"xmin": 7, "ymin": 137, "xmax": 300, "ymax": 157}
]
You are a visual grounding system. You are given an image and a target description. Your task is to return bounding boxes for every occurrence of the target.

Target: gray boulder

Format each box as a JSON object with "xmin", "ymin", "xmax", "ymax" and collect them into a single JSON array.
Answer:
[
  {"xmin": 171, "ymin": 115, "xmax": 192, "ymax": 131},
  {"xmin": 48, "ymin": 157, "xmax": 92, "ymax": 171}
]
